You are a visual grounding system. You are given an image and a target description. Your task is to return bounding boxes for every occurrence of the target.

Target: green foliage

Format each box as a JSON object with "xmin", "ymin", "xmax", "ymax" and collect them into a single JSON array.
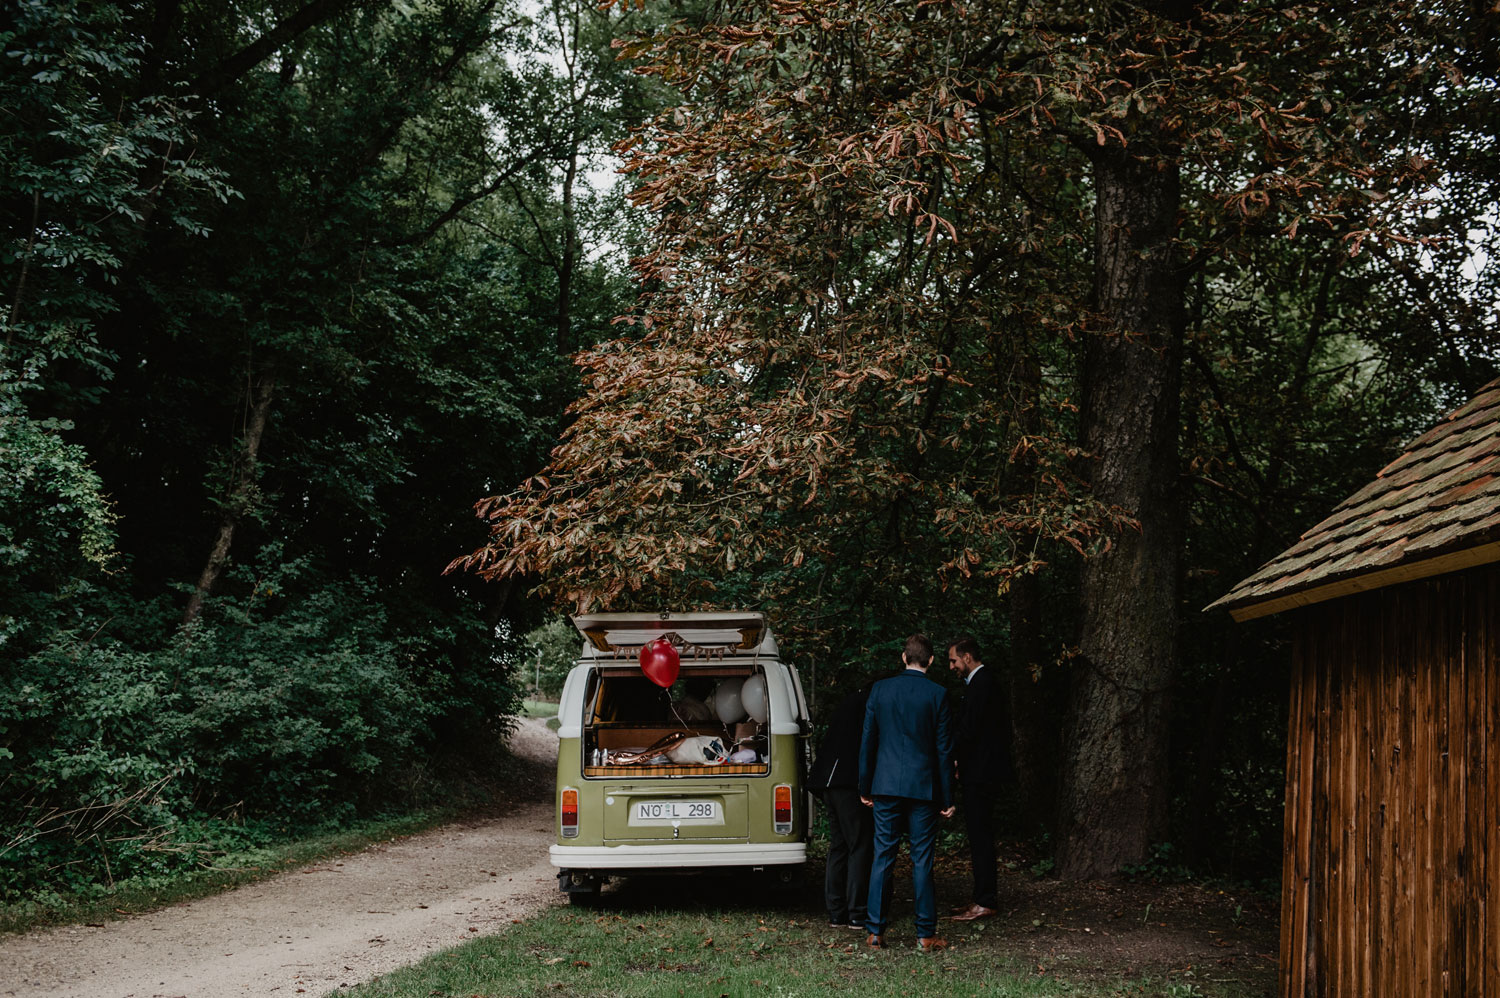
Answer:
[
  {"xmin": 0, "ymin": 0, "xmax": 655, "ymax": 903},
  {"xmin": 0, "ymin": 383, "xmax": 117, "ymax": 578},
  {"xmin": 522, "ymin": 616, "xmax": 580, "ymax": 698},
  {"xmin": 0, "ymin": 0, "xmax": 232, "ymax": 358},
  {"xmin": 0, "ymin": 552, "xmax": 518, "ymax": 900},
  {"xmin": 1119, "ymin": 843, "xmax": 1193, "ymax": 884}
]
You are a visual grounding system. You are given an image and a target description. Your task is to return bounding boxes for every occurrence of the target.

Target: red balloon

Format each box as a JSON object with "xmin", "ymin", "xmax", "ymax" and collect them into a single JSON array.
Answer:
[{"xmin": 639, "ymin": 638, "xmax": 681, "ymax": 688}]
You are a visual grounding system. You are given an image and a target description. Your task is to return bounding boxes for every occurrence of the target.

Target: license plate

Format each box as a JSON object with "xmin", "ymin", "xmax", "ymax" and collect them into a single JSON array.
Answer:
[{"xmin": 629, "ymin": 799, "xmax": 721, "ymax": 825}]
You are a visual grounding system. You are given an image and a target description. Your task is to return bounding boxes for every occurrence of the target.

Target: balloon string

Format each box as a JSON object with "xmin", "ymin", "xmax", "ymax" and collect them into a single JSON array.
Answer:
[{"xmin": 666, "ymin": 691, "xmax": 693, "ymax": 731}]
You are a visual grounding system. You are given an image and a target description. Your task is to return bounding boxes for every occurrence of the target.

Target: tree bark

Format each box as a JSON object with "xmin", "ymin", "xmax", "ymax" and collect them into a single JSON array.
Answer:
[
  {"xmin": 556, "ymin": 139, "xmax": 579, "ymax": 354},
  {"xmin": 181, "ymin": 371, "xmax": 276, "ymax": 626},
  {"xmin": 1056, "ymin": 148, "xmax": 1184, "ymax": 879}
]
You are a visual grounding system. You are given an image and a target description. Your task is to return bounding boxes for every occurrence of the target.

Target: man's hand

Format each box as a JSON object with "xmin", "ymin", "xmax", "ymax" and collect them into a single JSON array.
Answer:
[
  {"xmin": 860, "ymin": 796, "xmax": 873, "ymax": 808},
  {"xmin": 940, "ymin": 805, "xmax": 956, "ymax": 819}
]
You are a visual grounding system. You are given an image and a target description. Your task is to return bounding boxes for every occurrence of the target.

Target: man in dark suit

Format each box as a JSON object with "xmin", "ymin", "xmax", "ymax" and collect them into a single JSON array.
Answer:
[
  {"xmin": 859, "ymin": 634, "xmax": 955, "ymax": 952},
  {"xmin": 947, "ymin": 634, "xmax": 1004, "ymax": 921},
  {"xmin": 809, "ymin": 684, "xmax": 874, "ymax": 929}
]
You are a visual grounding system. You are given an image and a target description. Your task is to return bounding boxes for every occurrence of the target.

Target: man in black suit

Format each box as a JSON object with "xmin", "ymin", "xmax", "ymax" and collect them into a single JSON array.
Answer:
[
  {"xmin": 859, "ymin": 633, "xmax": 955, "ymax": 952},
  {"xmin": 947, "ymin": 634, "xmax": 1003, "ymax": 921},
  {"xmin": 809, "ymin": 684, "xmax": 873, "ymax": 929}
]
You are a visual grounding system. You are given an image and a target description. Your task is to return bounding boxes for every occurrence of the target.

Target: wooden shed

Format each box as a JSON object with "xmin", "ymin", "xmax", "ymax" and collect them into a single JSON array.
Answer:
[{"xmin": 1210, "ymin": 376, "xmax": 1500, "ymax": 997}]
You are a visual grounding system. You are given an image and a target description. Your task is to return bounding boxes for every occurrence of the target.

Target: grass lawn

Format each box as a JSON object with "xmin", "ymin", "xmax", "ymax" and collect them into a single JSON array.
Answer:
[
  {"xmin": 338, "ymin": 870, "xmax": 1272, "ymax": 998},
  {"xmin": 523, "ymin": 699, "xmax": 561, "ymax": 718}
]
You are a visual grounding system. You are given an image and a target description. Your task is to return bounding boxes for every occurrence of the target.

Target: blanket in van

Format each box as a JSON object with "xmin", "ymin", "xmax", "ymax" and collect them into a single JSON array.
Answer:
[{"xmin": 607, "ymin": 731, "xmax": 728, "ymax": 766}]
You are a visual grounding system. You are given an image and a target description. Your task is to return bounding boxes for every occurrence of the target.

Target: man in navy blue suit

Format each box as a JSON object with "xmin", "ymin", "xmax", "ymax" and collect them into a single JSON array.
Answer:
[{"xmin": 859, "ymin": 633, "xmax": 955, "ymax": 952}]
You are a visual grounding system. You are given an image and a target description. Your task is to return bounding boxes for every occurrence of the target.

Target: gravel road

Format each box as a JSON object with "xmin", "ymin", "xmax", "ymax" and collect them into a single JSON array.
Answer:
[{"xmin": 1, "ymin": 718, "xmax": 562, "ymax": 998}]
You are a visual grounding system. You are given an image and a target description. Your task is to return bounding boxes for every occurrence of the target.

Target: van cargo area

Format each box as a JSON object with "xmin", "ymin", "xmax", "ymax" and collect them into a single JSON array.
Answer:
[
  {"xmin": 549, "ymin": 611, "xmax": 810, "ymax": 900},
  {"xmin": 583, "ymin": 670, "xmax": 772, "ymax": 777}
]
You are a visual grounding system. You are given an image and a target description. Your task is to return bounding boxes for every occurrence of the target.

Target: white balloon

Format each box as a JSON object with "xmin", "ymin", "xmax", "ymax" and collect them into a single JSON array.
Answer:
[
  {"xmin": 711, "ymin": 678, "xmax": 746, "ymax": 723},
  {"xmin": 741, "ymin": 673, "xmax": 769, "ymax": 724}
]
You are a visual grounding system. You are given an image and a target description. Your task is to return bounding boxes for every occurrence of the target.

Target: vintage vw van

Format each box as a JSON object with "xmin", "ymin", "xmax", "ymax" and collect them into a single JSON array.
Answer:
[{"xmin": 551, "ymin": 611, "xmax": 811, "ymax": 901}]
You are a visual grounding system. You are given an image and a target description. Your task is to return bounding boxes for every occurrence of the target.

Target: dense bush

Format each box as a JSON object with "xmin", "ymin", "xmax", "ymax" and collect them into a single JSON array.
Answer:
[{"xmin": 0, "ymin": 557, "xmax": 519, "ymax": 901}]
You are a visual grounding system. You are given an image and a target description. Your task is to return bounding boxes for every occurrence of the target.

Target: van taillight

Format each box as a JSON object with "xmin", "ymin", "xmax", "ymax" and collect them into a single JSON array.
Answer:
[
  {"xmin": 561, "ymin": 787, "xmax": 579, "ymax": 838},
  {"xmin": 773, "ymin": 784, "xmax": 792, "ymax": 834}
]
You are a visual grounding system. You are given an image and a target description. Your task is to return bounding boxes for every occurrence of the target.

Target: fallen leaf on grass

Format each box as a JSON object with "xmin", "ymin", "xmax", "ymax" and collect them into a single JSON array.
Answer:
[
  {"xmin": 573, "ymin": 960, "xmax": 591, "ymax": 967},
  {"xmin": 702, "ymin": 938, "xmax": 714, "ymax": 948}
]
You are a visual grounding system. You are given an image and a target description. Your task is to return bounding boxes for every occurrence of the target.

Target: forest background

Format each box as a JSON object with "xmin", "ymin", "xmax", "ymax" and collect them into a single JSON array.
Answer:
[{"xmin": 2, "ymin": 0, "xmax": 1496, "ymax": 911}]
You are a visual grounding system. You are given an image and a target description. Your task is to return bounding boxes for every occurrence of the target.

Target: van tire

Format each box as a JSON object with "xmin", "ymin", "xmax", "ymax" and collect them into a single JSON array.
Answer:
[{"xmin": 567, "ymin": 886, "xmax": 601, "ymax": 907}]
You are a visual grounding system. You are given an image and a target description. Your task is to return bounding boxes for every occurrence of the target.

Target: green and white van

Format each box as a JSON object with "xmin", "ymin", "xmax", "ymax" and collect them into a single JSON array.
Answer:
[{"xmin": 551, "ymin": 611, "xmax": 811, "ymax": 901}]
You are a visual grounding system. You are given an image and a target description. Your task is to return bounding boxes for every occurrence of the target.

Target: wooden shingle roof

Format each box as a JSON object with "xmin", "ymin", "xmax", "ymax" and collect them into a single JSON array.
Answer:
[{"xmin": 1210, "ymin": 377, "xmax": 1500, "ymax": 621}]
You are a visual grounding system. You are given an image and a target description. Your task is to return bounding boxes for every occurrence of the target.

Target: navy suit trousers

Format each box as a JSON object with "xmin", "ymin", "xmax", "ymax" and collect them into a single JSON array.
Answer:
[{"xmin": 865, "ymin": 795, "xmax": 941, "ymax": 938}]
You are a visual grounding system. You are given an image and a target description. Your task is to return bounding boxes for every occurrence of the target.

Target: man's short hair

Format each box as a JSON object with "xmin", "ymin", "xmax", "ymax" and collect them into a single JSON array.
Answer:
[
  {"xmin": 948, "ymin": 635, "xmax": 981, "ymax": 660},
  {"xmin": 903, "ymin": 633, "xmax": 934, "ymax": 666}
]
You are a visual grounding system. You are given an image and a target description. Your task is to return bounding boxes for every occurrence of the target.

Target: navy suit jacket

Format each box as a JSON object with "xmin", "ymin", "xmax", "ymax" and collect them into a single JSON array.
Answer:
[{"xmin": 858, "ymin": 669, "xmax": 954, "ymax": 807}]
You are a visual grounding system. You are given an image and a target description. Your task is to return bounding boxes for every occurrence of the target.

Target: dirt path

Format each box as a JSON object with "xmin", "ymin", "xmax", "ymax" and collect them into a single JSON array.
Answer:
[{"xmin": 1, "ymin": 719, "xmax": 562, "ymax": 998}]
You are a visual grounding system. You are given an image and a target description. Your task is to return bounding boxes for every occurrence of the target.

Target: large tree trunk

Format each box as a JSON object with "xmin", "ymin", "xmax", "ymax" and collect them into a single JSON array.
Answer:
[
  {"xmin": 1056, "ymin": 148, "xmax": 1184, "ymax": 879},
  {"xmin": 181, "ymin": 370, "xmax": 276, "ymax": 626}
]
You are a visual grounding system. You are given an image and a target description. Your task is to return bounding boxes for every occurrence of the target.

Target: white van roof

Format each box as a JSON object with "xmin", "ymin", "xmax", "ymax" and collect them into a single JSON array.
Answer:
[{"xmin": 570, "ymin": 611, "xmax": 777, "ymax": 661}]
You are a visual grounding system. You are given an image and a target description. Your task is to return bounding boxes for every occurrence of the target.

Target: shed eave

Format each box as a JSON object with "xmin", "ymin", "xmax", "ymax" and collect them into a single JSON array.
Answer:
[{"xmin": 1218, "ymin": 539, "xmax": 1500, "ymax": 622}]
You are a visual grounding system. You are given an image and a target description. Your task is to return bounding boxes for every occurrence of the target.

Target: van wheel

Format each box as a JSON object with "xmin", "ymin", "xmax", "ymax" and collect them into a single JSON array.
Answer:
[{"xmin": 567, "ymin": 885, "xmax": 601, "ymax": 907}]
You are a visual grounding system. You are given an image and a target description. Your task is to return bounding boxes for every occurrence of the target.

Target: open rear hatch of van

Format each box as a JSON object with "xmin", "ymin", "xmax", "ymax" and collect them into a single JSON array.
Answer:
[
  {"xmin": 572, "ymin": 611, "xmax": 767, "ymax": 658},
  {"xmin": 572, "ymin": 611, "xmax": 778, "ymax": 781}
]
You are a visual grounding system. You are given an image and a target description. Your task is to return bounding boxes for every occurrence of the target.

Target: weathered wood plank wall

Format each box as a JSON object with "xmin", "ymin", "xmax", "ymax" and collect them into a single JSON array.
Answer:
[{"xmin": 1281, "ymin": 563, "xmax": 1500, "ymax": 996}]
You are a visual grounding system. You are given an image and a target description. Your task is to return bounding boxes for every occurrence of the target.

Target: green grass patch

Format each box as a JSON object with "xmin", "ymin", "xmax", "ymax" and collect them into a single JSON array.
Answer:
[
  {"xmin": 339, "ymin": 880, "xmax": 1258, "ymax": 998},
  {"xmin": 523, "ymin": 699, "xmax": 561, "ymax": 718},
  {"xmin": 0, "ymin": 810, "xmax": 448, "ymax": 937}
]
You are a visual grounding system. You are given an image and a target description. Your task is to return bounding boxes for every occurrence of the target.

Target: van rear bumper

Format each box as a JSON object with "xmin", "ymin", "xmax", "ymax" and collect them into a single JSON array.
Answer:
[{"xmin": 550, "ymin": 842, "xmax": 805, "ymax": 871}]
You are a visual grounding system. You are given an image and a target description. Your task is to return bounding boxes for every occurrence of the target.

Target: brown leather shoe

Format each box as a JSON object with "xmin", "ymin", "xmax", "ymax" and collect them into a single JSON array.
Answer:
[
  {"xmin": 866, "ymin": 933, "xmax": 886, "ymax": 949},
  {"xmin": 949, "ymin": 903, "xmax": 997, "ymax": 922},
  {"xmin": 917, "ymin": 936, "xmax": 950, "ymax": 952}
]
